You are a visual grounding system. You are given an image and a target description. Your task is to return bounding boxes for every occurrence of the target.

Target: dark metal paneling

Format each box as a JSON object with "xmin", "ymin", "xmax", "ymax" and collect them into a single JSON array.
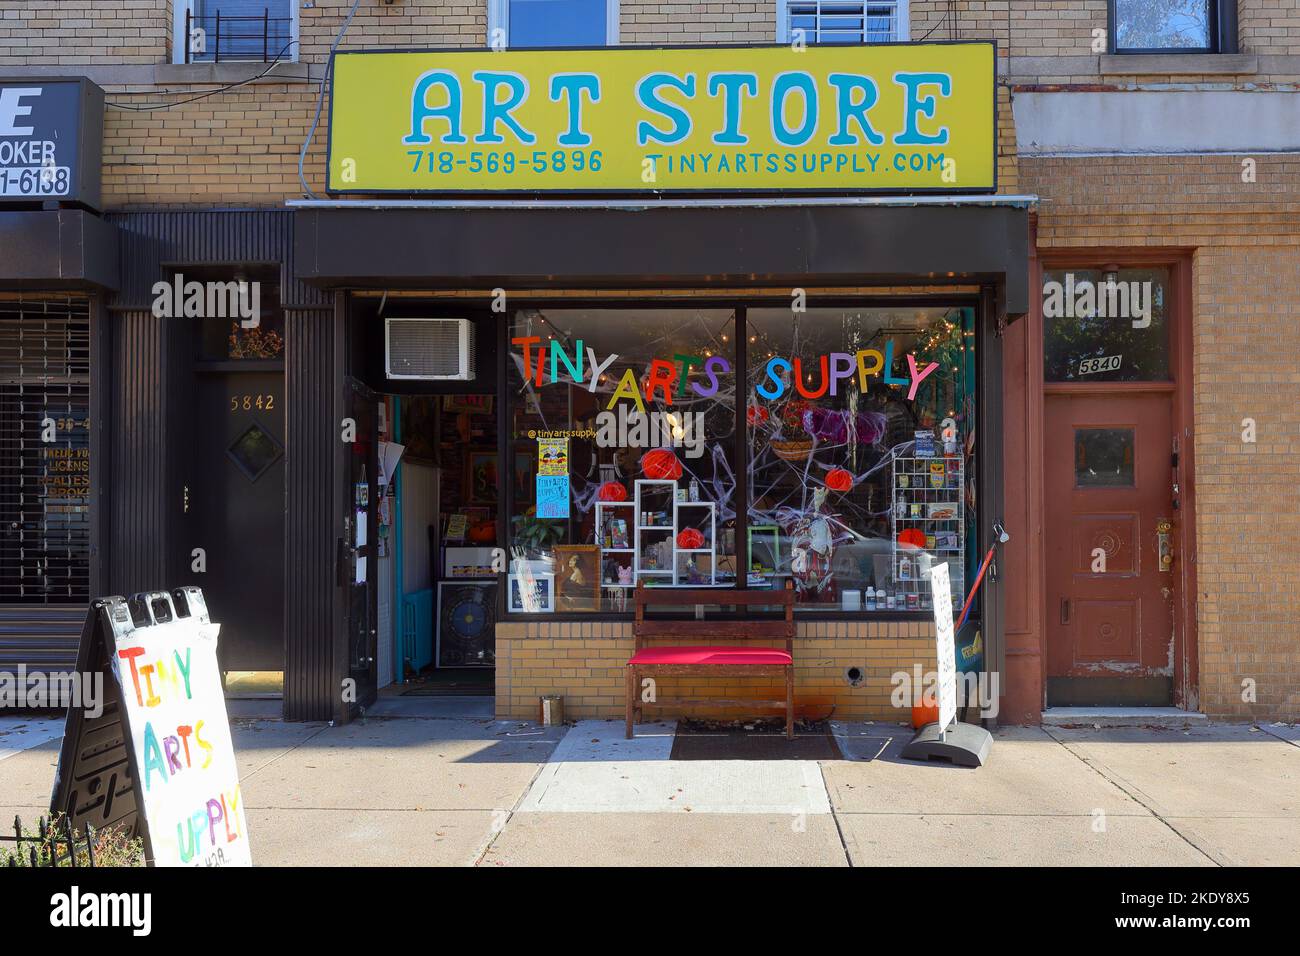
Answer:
[
  {"xmin": 294, "ymin": 205, "xmax": 1032, "ymax": 313},
  {"xmin": 106, "ymin": 311, "xmax": 169, "ymax": 594},
  {"xmin": 107, "ymin": 209, "xmax": 329, "ymax": 311},
  {"xmin": 284, "ymin": 302, "xmax": 343, "ymax": 721},
  {"xmin": 0, "ymin": 211, "xmax": 119, "ymax": 290}
]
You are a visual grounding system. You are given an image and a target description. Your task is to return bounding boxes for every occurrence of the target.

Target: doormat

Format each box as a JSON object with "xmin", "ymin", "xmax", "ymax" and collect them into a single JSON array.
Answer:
[
  {"xmin": 401, "ymin": 671, "xmax": 494, "ymax": 697},
  {"xmin": 669, "ymin": 717, "xmax": 843, "ymax": 761}
]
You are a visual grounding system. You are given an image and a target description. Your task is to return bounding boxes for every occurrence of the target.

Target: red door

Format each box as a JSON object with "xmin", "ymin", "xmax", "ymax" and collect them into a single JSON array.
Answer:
[{"xmin": 1044, "ymin": 391, "xmax": 1176, "ymax": 705}]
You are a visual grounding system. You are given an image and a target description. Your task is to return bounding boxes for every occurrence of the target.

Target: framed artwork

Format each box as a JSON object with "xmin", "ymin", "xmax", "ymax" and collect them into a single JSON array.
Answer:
[
  {"xmin": 508, "ymin": 571, "xmax": 554, "ymax": 613},
  {"xmin": 443, "ymin": 394, "xmax": 494, "ymax": 415},
  {"xmin": 553, "ymin": 545, "xmax": 601, "ymax": 611},
  {"xmin": 513, "ymin": 448, "xmax": 534, "ymax": 504},
  {"xmin": 464, "ymin": 449, "xmax": 498, "ymax": 505},
  {"xmin": 401, "ymin": 395, "xmax": 439, "ymax": 464},
  {"xmin": 436, "ymin": 581, "xmax": 497, "ymax": 668}
]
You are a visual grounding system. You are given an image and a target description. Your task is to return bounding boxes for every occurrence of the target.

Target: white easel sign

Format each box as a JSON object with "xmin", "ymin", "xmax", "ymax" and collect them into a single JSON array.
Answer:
[
  {"xmin": 929, "ymin": 562, "xmax": 957, "ymax": 735},
  {"xmin": 111, "ymin": 593, "xmax": 251, "ymax": 866}
]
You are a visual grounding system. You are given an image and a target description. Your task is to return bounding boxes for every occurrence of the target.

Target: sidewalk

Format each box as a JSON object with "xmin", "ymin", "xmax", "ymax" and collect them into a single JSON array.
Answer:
[{"xmin": 2, "ymin": 714, "xmax": 1297, "ymax": 866}]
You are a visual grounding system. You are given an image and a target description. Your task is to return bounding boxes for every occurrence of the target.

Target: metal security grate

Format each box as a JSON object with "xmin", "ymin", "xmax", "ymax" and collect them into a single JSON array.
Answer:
[
  {"xmin": 0, "ymin": 297, "xmax": 91, "ymax": 604},
  {"xmin": 786, "ymin": 1, "xmax": 901, "ymax": 43}
]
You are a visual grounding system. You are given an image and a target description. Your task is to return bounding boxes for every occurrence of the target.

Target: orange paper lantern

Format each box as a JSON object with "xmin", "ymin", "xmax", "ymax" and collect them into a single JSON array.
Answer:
[
  {"xmin": 640, "ymin": 449, "xmax": 683, "ymax": 481},
  {"xmin": 598, "ymin": 481, "xmax": 628, "ymax": 502},
  {"xmin": 676, "ymin": 528, "xmax": 705, "ymax": 550},
  {"xmin": 825, "ymin": 468, "xmax": 853, "ymax": 492}
]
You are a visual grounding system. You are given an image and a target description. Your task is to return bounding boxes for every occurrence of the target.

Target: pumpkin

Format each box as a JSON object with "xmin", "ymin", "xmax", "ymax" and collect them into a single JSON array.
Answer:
[
  {"xmin": 468, "ymin": 520, "xmax": 496, "ymax": 544},
  {"xmin": 597, "ymin": 481, "xmax": 628, "ymax": 502},
  {"xmin": 676, "ymin": 528, "xmax": 705, "ymax": 550},
  {"xmin": 911, "ymin": 701, "xmax": 941, "ymax": 729},
  {"xmin": 640, "ymin": 448, "xmax": 682, "ymax": 481},
  {"xmin": 825, "ymin": 468, "xmax": 853, "ymax": 492}
]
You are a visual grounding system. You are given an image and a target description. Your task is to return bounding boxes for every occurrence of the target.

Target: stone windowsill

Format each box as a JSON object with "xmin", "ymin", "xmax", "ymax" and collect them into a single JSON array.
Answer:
[
  {"xmin": 1099, "ymin": 53, "xmax": 1259, "ymax": 76},
  {"xmin": 154, "ymin": 61, "xmax": 314, "ymax": 85}
]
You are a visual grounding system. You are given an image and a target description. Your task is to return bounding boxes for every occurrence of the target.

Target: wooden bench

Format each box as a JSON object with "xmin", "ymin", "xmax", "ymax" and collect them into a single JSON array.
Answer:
[{"xmin": 626, "ymin": 581, "xmax": 796, "ymax": 739}]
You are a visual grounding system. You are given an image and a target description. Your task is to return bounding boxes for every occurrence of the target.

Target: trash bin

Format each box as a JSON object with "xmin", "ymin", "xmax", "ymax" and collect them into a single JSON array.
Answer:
[{"xmin": 539, "ymin": 695, "xmax": 564, "ymax": 726}]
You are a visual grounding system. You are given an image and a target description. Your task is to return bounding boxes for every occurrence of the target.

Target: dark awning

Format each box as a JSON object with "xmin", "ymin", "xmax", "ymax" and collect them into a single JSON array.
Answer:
[
  {"xmin": 0, "ymin": 210, "xmax": 119, "ymax": 290},
  {"xmin": 291, "ymin": 198, "xmax": 1032, "ymax": 315}
]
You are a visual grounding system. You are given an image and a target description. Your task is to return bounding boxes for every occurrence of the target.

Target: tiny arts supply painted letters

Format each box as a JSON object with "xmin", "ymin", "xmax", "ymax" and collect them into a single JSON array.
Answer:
[{"xmin": 112, "ymin": 601, "xmax": 251, "ymax": 867}]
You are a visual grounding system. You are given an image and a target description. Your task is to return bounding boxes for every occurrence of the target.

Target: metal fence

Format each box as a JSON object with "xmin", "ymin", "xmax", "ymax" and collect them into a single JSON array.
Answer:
[
  {"xmin": 1, "ymin": 815, "xmax": 98, "ymax": 868},
  {"xmin": 184, "ymin": 10, "xmax": 294, "ymax": 63}
]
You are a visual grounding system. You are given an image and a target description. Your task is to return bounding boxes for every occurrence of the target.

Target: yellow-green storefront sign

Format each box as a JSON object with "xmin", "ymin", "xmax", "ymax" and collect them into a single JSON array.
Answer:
[{"xmin": 327, "ymin": 42, "xmax": 995, "ymax": 194}]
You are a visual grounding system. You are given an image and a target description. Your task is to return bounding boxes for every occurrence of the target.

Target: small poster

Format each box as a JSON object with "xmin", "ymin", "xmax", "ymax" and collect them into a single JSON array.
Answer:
[
  {"xmin": 930, "ymin": 562, "xmax": 957, "ymax": 733},
  {"xmin": 536, "ymin": 474, "xmax": 569, "ymax": 519},
  {"xmin": 538, "ymin": 437, "xmax": 568, "ymax": 476}
]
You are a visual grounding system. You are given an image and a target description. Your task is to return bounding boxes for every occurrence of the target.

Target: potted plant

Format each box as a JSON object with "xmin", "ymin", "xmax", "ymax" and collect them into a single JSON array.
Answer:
[{"xmin": 511, "ymin": 507, "xmax": 565, "ymax": 556}]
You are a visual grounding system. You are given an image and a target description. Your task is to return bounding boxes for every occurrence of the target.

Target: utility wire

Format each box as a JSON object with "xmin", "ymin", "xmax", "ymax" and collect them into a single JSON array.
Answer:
[
  {"xmin": 105, "ymin": 41, "xmax": 301, "ymax": 111},
  {"xmin": 299, "ymin": 0, "xmax": 364, "ymax": 200}
]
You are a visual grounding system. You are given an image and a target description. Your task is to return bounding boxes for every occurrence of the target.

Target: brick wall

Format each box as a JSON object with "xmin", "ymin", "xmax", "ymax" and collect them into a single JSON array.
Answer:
[
  {"xmin": 621, "ymin": 1, "xmax": 773, "ymax": 44},
  {"xmin": 0, "ymin": 0, "xmax": 169, "ymax": 65},
  {"xmin": 102, "ymin": 87, "xmax": 328, "ymax": 207},
  {"xmin": 1021, "ymin": 153, "xmax": 1300, "ymax": 720},
  {"xmin": 497, "ymin": 619, "xmax": 939, "ymax": 721}
]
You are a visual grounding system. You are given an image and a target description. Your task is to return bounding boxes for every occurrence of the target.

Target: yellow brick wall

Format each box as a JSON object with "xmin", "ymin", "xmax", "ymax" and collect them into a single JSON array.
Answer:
[
  {"xmin": 1237, "ymin": 0, "xmax": 1300, "ymax": 53},
  {"xmin": 620, "ymin": 1, "xmax": 773, "ymax": 44},
  {"xmin": 496, "ymin": 620, "xmax": 939, "ymax": 721},
  {"xmin": 1021, "ymin": 152, "xmax": 1300, "ymax": 720},
  {"xmin": 0, "ymin": 0, "xmax": 170, "ymax": 65},
  {"xmin": 102, "ymin": 87, "xmax": 328, "ymax": 208}
]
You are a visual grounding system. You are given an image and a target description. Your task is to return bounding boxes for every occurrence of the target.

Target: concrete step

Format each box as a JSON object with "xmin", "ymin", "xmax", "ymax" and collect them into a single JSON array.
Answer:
[{"xmin": 1042, "ymin": 706, "xmax": 1208, "ymax": 729}]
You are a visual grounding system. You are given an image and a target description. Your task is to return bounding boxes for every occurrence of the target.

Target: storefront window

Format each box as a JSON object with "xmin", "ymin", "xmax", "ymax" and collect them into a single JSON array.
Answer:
[
  {"xmin": 1042, "ymin": 267, "xmax": 1170, "ymax": 383},
  {"xmin": 507, "ymin": 309, "xmax": 737, "ymax": 613},
  {"xmin": 746, "ymin": 306, "xmax": 976, "ymax": 612},
  {"xmin": 505, "ymin": 304, "xmax": 977, "ymax": 615}
]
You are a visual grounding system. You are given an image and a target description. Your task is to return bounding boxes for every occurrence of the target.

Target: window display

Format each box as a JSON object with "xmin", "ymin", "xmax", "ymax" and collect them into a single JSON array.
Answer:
[
  {"xmin": 508, "ymin": 308, "xmax": 738, "ymax": 612},
  {"xmin": 506, "ymin": 304, "xmax": 977, "ymax": 615},
  {"xmin": 746, "ymin": 306, "xmax": 976, "ymax": 611}
]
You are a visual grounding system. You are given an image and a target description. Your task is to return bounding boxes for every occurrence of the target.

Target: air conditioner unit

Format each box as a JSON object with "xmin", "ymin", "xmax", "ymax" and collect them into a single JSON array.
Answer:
[{"xmin": 385, "ymin": 318, "xmax": 476, "ymax": 381}]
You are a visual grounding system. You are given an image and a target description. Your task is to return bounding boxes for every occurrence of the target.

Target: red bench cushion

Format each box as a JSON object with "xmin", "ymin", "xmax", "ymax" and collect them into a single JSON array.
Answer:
[{"xmin": 628, "ymin": 645, "xmax": 792, "ymax": 666}]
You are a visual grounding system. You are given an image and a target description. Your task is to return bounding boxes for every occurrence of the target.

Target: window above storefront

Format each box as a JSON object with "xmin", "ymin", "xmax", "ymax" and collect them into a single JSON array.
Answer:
[
  {"xmin": 173, "ymin": 0, "xmax": 298, "ymax": 64},
  {"xmin": 776, "ymin": 0, "xmax": 911, "ymax": 44},
  {"xmin": 488, "ymin": 0, "xmax": 620, "ymax": 48},
  {"xmin": 1110, "ymin": 0, "xmax": 1237, "ymax": 54},
  {"xmin": 499, "ymin": 301, "xmax": 977, "ymax": 619}
]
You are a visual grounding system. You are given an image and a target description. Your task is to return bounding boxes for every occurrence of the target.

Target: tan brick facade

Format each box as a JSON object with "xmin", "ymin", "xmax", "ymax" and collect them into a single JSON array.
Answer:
[
  {"xmin": 497, "ymin": 620, "xmax": 939, "ymax": 721},
  {"xmin": 3, "ymin": 1, "xmax": 1296, "ymax": 722}
]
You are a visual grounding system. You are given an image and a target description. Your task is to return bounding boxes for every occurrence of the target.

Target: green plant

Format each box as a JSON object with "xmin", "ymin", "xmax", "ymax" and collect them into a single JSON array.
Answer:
[
  {"xmin": 511, "ymin": 509, "xmax": 565, "ymax": 554},
  {"xmin": 0, "ymin": 813, "xmax": 145, "ymax": 867}
]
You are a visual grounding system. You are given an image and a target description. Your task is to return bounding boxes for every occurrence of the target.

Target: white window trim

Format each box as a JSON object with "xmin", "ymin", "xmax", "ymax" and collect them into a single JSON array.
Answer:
[
  {"xmin": 171, "ymin": 0, "xmax": 301, "ymax": 65},
  {"xmin": 487, "ymin": 0, "xmax": 620, "ymax": 49},
  {"xmin": 776, "ymin": 0, "xmax": 911, "ymax": 44}
]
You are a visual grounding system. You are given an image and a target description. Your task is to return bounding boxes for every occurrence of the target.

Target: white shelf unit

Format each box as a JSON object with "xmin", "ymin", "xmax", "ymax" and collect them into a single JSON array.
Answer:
[
  {"xmin": 595, "ymin": 500, "xmax": 636, "ymax": 587},
  {"xmin": 890, "ymin": 455, "xmax": 965, "ymax": 612},
  {"xmin": 633, "ymin": 479, "xmax": 676, "ymax": 582},
  {"xmin": 673, "ymin": 500, "xmax": 716, "ymax": 586}
]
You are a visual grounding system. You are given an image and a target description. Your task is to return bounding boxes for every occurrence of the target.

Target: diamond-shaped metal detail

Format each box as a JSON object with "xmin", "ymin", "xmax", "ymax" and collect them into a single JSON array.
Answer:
[{"xmin": 226, "ymin": 422, "xmax": 283, "ymax": 482}]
